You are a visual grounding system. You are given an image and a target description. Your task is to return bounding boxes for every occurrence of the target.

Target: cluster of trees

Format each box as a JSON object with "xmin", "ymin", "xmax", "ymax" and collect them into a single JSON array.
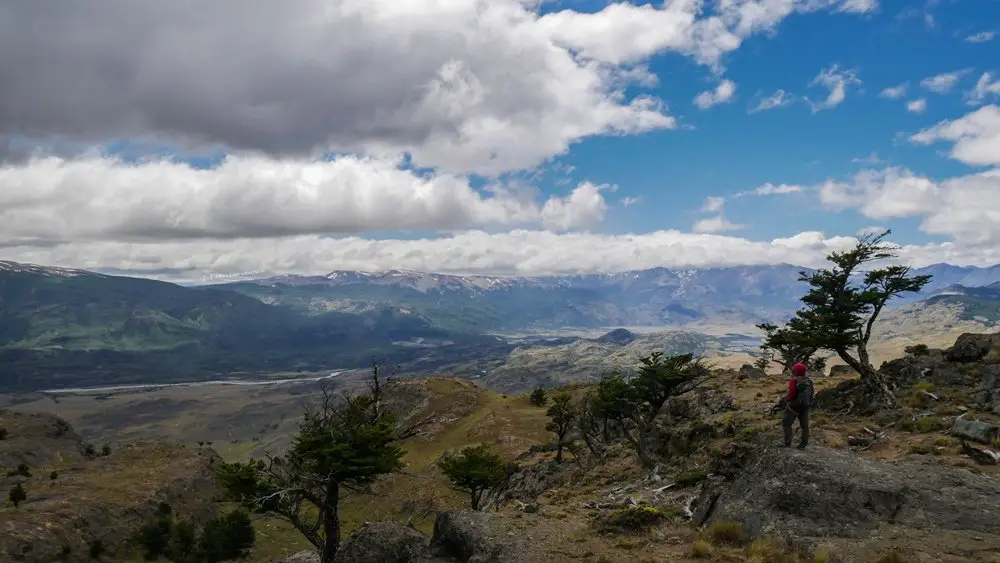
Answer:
[
  {"xmin": 754, "ymin": 230, "xmax": 930, "ymax": 408},
  {"xmin": 134, "ymin": 502, "xmax": 255, "ymax": 562}
]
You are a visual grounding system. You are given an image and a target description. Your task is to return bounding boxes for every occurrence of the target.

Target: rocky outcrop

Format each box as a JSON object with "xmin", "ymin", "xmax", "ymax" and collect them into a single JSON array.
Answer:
[
  {"xmin": 946, "ymin": 333, "xmax": 1000, "ymax": 363},
  {"xmin": 738, "ymin": 364, "xmax": 765, "ymax": 380},
  {"xmin": 828, "ymin": 365, "xmax": 857, "ymax": 378},
  {"xmin": 692, "ymin": 445, "xmax": 1000, "ymax": 561},
  {"xmin": 0, "ymin": 410, "xmax": 84, "ymax": 469}
]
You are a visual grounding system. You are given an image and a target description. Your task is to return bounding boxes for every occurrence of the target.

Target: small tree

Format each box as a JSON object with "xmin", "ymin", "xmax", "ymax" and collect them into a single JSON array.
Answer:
[
  {"xmin": 101, "ymin": 444, "xmax": 112, "ymax": 456},
  {"xmin": 439, "ymin": 444, "xmax": 507, "ymax": 511},
  {"xmin": 0, "ymin": 427, "xmax": 8, "ymax": 440},
  {"xmin": 756, "ymin": 323, "xmax": 824, "ymax": 374},
  {"xmin": 615, "ymin": 352, "xmax": 710, "ymax": 467},
  {"xmin": 529, "ymin": 387, "xmax": 548, "ymax": 407},
  {"xmin": 593, "ymin": 372, "xmax": 629, "ymax": 441},
  {"xmin": 781, "ymin": 230, "xmax": 931, "ymax": 407},
  {"xmin": 9, "ymin": 483, "xmax": 26, "ymax": 507},
  {"xmin": 546, "ymin": 394, "xmax": 578, "ymax": 463},
  {"xmin": 218, "ymin": 360, "xmax": 431, "ymax": 563},
  {"xmin": 8, "ymin": 463, "xmax": 30, "ymax": 477}
]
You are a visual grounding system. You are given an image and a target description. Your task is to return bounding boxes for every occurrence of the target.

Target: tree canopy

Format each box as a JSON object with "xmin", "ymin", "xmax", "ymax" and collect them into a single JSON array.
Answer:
[{"xmin": 439, "ymin": 444, "xmax": 508, "ymax": 511}]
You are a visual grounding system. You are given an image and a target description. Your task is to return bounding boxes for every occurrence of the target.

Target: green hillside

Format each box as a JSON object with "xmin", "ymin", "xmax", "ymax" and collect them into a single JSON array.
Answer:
[{"xmin": 0, "ymin": 264, "xmax": 510, "ymax": 392}]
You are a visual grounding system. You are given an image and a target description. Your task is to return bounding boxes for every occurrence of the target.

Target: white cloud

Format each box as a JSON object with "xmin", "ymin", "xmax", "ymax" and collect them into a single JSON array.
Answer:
[
  {"xmin": 965, "ymin": 31, "xmax": 996, "ymax": 43},
  {"xmin": 906, "ymin": 98, "xmax": 927, "ymax": 114},
  {"xmin": 694, "ymin": 80, "xmax": 737, "ymax": 109},
  {"xmin": 692, "ymin": 215, "xmax": 744, "ymax": 233},
  {"xmin": 879, "ymin": 83, "xmax": 908, "ymax": 99},
  {"xmin": 740, "ymin": 183, "xmax": 804, "ymax": 196},
  {"xmin": 10, "ymin": 228, "xmax": 1000, "ymax": 284},
  {"xmin": 749, "ymin": 90, "xmax": 792, "ymax": 113},
  {"xmin": 852, "ymin": 152, "xmax": 883, "ymax": 164},
  {"xmin": 620, "ymin": 196, "xmax": 642, "ymax": 207},
  {"xmin": 701, "ymin": 196, "xmax": 727, "ymax": 213},
  {"xmin": 808, "ymin": 64, "xmax": 861, "ymax": 112},
  {"xmin": 0, "ymin": 155, "xmax": 610, "ymax": 244},
  {"xmin": 820, "ymin": 166, "xmax": 1000, "ymax": 245},
  {"xmin": 910, "ymin": 105, "xmax": 1000, "ymax": 167},
  {"xmin": 537, "ymin": 0, "xmax": 876, "ymax": 68},
  {"xmin": 920, "ymin": 69, "xmax": 972, "ymax": 94},
  {"xmin": 966, "ymin": 72, "xmax": 1000, "ymax": 106}
]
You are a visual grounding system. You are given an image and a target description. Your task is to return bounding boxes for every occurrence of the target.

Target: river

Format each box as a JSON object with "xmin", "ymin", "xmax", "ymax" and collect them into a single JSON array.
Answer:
[{"xmin": 41, "ymin": 371, "xmax": 349, "ymax": 395}]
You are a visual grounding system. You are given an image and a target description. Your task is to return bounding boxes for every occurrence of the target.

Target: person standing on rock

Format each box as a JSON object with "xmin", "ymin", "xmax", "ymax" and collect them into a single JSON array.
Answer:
[{"xmin": 782, "ymin": 362, "xmax": 813, "ymax": 449}]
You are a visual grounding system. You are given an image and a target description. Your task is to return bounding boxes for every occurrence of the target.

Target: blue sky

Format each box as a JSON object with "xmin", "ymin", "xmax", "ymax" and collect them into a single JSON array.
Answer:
[{"xmin": 1, "ymin": 0, "xmax": 999, "ymax": 279}]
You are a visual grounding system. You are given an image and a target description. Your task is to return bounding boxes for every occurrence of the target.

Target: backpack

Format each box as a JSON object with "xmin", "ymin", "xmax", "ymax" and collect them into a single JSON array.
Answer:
[{"xmin": 793, "ymin": 375, "xmax": 814, "ymax": 408}]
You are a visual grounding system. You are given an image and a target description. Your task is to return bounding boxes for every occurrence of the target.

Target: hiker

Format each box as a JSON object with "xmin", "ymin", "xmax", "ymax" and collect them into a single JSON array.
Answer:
[{"xmin": 782, "ymin": 362, "xmax": 813, "ymax": 449}]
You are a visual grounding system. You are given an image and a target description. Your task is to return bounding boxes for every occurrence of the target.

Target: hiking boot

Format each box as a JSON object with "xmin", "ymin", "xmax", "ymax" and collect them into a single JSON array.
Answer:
[
  {"xmin": 778, "ymin": 442, "xmax": 792, "ymax": 448},
  {"xmin": 796, "ymin": 443, "xmax": 808, "ymax": 450}
]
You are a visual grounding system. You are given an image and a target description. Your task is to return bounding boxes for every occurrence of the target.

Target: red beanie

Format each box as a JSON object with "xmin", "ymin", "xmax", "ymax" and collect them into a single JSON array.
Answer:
[{"xmin": 792, "ymin": 363, "xmax": 807, "ymax": 377}]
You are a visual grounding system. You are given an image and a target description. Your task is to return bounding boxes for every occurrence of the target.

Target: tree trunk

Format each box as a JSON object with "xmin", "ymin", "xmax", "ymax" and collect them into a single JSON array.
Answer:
[
  {"xmin": 836, "ymin": 349, "xmax": 896, "ymax": 409},
  {"xmin": 555, "ymin": 440, "xmax": 563, "ymax": 463},
  {"xmin": 471, "ymin": 488, "xmax": 482, "ymax": 511},
  {"xmin": 320, "ymin": 482, "xmax": 341, "ymax": 563}
]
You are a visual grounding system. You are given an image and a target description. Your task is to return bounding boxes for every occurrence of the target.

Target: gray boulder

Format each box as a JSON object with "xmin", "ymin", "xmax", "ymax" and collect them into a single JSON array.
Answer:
[
  {"xmin": 952, "ymin": 418, "xmax": 1000, "ymax": 444},
  {"xmin": 828, "ymin": 365, "xmax": 857, "ymax": 378},
  {"xmin": 333, "ymin": 520, "xmax": 440, "ymax": 563},
  {"xmin": 945, "ymin": 333, "xmax": 1000, "ymax": 363},
  {"xmin": 974, "ymin": 364, "xmax": 1000, "ymax": 415},
  {"xmin": 429, "ymin": 510, "xmax": 521, "ymax": 562},
  {"xmin": 276, "ymin": 551, "xmax": 319, "ymax": 563}
]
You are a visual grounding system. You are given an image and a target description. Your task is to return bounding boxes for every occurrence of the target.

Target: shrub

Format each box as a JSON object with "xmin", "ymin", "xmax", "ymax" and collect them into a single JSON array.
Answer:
[
  {"xmin": 745, "ymin": 539, "xmax": 801, "ymax": 563},
  {"xmin": 83, "ymin": 443, "xmax": 96, "ymax": 458},
  {"xmin": 907, "ymin": 443, "xmax": 940, "ymax": 456},
  {"xmin": 529, "ymin": 387, "xmax": 548, "ymax": 407},
  {"xmin": 598, "ymin": 506, "xmax": 667, "ymax": 534},
  {"xmin": 101, "ymin": 444, "xmax": 112, "ymax": 456},
  {"xmin": 88, "ymin": 540, "xmax": 106, "ymax": 559},
  {"xmin": 690, "ymin": 539, "xmax": 712, "ymax": 558},
  {"xmin": 8, "ymin": 463, "xmax": 31, "ymax": 477},
  {"xmin": 0, "ymin": 427, "xmax": 7, "ymax": 440},
  {"xmin": 136, "ymin": 515, "xmax": 173, "ymax": 559},
  {"xmin": 708, "ymin": 520, "xmax": 750, "ymax": 546},
  {"xmin": 199, "ymin": 509, "xmax": 256, "ymax": 562},
  {"xmin": 9, "ymin": 483, "xmax": 27, "ymax": 507},
  {"xmin": 50, "ymin": 471, "xmax": 58, "ymax": 480},
  {"xmin": 914, "ymin": 416, "xmax": 947, "ymax": 433},
  {"xmin": 904, "ymin": 344, "xmax": 930, "ymax": 356}
]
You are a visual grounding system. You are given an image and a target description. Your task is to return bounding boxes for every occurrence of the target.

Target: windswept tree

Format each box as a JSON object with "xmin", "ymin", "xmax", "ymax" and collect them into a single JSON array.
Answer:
[
  {"xmin": 546, "ymin": 394, "xmax": 578, "ymax": 463},
  {"xmin": 439, "ymin": 444, "xmax": 508, "ymax": 511},
  {"xmin": 529, "ymin": 387, "xmax": 548, "ymax": 407},
  {"xmin": 777, "ymin": 230, "xmax": 931, "ymax": 407},
  {"xmin": 217, "ymin": 361, "xmax": 431, "ymax": 563}
]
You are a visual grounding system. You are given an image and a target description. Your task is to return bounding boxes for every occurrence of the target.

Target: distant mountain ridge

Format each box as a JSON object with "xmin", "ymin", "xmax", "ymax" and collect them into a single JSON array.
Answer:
[{"xmin": 222, "ymin": 262, "xmax": 1000, "ymax": 331}]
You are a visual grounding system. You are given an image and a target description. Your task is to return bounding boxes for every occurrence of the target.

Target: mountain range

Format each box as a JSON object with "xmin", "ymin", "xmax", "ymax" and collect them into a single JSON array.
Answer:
[
  {"xmin": 220, "ymin": 263, "xmax": 1000, "ymax": 331},
  {"xmin": 5, "ymin": 259, "xmax": 1000, "ymax": 393}
]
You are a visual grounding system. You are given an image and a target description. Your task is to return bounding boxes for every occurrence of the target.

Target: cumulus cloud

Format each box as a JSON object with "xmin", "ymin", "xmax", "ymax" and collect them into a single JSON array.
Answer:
[
  {"xmin": 910, "ymin": 105, "xmax": 1000, "ymax": 167},
  {"xmin": 880, "ymin": 83, "xmax": 908, "ymax": 99},
  {"xmin": 694, "ymin": 80, "xmax": 737, "ymax": 109},
  {"xmin": 820, "ymin": 167, "xmax": 1000, "ymax": 245},
  {"xmin": 852, "ymin": 152, "xmax": 883, "ymax": 165},
  {"xmin": 808, "ymin": 64, "xmax": 861, "ymax": 112},
  {"xmin": 965, "ymin": 31, "xmax": 996, "ymax": 43},
  {"xmin": 920, "ymin": 69, "xmax": 972, "ymax": 94},
  {"xmin": 701, "ymin": 196, "xmax": 727, "ymax": 213},
  {"xmin": 906, "ymin": 98, "xmax": 928, "ymax": 114},
  {"xmin": 0, "ymin": 0, "xmax": 878, "ymax": 177},
  {"xmin": 966, "ymin": 73, "xmax": 1000, "ymax": 106},
  {"xmin": 748, "ymin": 183, "xmax": 804, "ymax": 196},
  {"xmin": 749, "ymin": 90, "xmax": 792, "ymax": 113},
  {"xmin": 0, "ymin": 155, "xmax": 610, "ymax": 244}
]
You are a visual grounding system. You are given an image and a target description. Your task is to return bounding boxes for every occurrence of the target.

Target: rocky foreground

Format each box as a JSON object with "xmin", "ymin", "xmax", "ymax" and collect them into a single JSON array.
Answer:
[{"xmin": 282, "ymin": 333, "xmax": 1000, "ymax": 563}]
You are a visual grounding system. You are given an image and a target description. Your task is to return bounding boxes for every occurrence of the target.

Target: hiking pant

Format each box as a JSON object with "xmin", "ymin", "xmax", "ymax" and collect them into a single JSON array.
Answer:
[{"xmin": 782, "ymin": 406, "xmax": 809, "ymax": 446}]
